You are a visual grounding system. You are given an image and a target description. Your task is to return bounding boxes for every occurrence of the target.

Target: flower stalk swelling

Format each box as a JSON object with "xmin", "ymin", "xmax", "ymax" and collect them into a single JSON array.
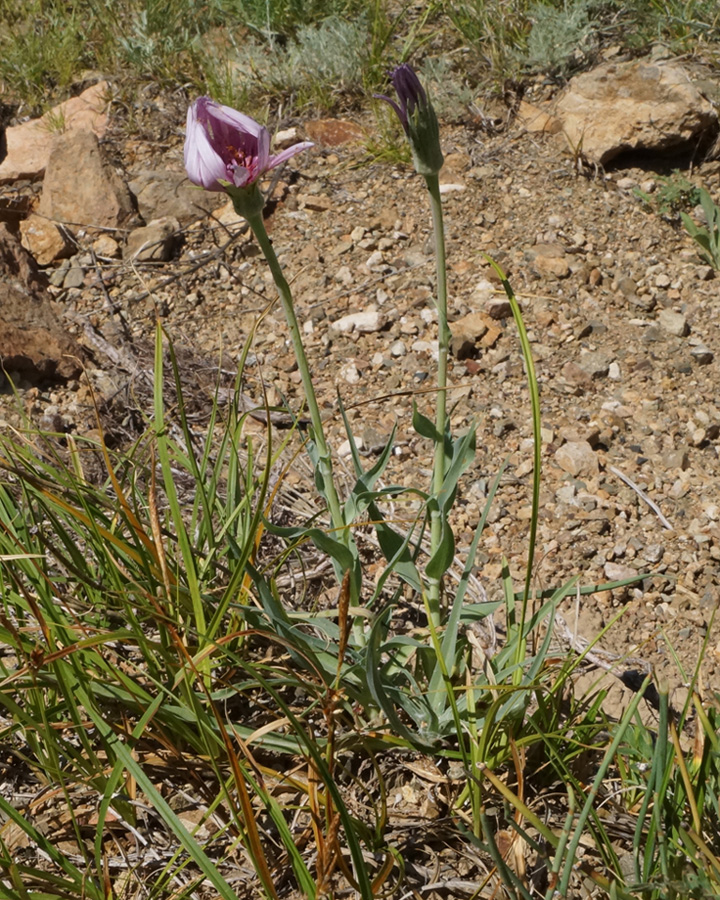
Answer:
[
  {"xmin": 184, "ymin": 97, "xmax": 345, "ymax": 539},
  {"xmin": 379, "ymin": 65, "xmax": 447, "ymax": 626}
]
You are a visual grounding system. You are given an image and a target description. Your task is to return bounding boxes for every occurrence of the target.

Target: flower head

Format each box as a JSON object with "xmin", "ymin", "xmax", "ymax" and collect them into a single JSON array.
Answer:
[
  {"xmin": 184, "ymin": 97, "xmax": 312, "ymax": 209},
  {"xmin": 375, "ymin": 64, "xmax": 443, "ymax": 176}
]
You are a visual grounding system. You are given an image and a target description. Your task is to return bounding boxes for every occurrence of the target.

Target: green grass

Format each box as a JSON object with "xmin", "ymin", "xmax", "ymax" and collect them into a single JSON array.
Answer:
[
  {"xmin": 2, "ymin": 326, "xmax": 719, "ymax": 897},
  {"xmin": 2, "ymin": 1, "xmax": 719, "ymax": 115}
]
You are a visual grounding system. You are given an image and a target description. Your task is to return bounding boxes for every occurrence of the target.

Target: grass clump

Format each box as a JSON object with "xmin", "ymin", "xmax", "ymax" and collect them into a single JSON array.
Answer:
[{"xmin": 220, "ymin": 16, "xmax": 370, "ymax": 112}]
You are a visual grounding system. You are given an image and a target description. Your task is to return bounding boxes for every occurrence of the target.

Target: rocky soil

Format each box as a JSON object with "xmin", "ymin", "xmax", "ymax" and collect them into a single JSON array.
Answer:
[{"xmin": 3, "ymin": 59, "xmax": 720, "ymax": 711}]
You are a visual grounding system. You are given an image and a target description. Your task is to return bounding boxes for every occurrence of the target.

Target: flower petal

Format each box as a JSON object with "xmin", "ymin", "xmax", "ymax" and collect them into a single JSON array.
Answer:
[
  {"xmin": 184, "ymin": 108, "xmax": 229, "ymax": 191},
  {"xmin": 205, "ymin": 99, "xmax": 264, "ymax": 140},
  {"xmin": 266, "ymin": 141, "xmax": 314, "ymax": 172},
  {"xmin": 374, "ymin": 93, "xmax": 408, "ymax": 131}
]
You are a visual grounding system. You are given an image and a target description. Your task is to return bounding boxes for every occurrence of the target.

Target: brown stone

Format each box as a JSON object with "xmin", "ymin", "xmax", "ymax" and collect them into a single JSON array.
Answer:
[
  {"xmin": 554, "ymin": 60, "xmax": 717, "ymax": 165},
  {"xmin": 37, "ymin": 130, "xmax": 135, "ymax": 230},
  {"xmin": 20, "ymin": 214, "xmax": 74, "ymax": 265},
  {"xmin": 304, "ymin": 119, "xmax": 366, "ymax": 146},
  {"xmin": 124, "ymin": 217, "xmax": 180, "ymax": 262},
  {"xmin": 0, "ymin": 82, "xmax": 110, "ymax": 184}
]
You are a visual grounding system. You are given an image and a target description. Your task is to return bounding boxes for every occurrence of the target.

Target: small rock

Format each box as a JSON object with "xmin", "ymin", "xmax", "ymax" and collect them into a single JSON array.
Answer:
[
  {"xmin": 617, "ymin": 276, "xmax": 638, "ymax": 298},
  {"xmin": 92, "ymin": 234, "xmax": 120, "ymax": 258},
  {"xmin": 616, "ymin": 176, "xmax": 637, "ymax": 190},
  {"xmin": 365, "ymin": 250, "xmax": 389, "ymax": 272},
  {"xmin": 0, "ymin": 81, "xmax": 109, "ymax": 184},
  {"xmin": 340, "ymin": 361, "xmax": 361, "ymax": 384},
  {"xmin": 485, "ymin": 297, "xmax": 512, "ymax": 319},
  {"xmin": 561, "ymin": 361, "xmax": 593, "ymax": 389},
  {"xmin": 19, "ymin": 214, "xmax": 74, "ymax": 265},
  {"xmin": 439, "ymin": 182, "xmax": 466, "ymax": 194},
  {"xmin": 643, "ymin": 544, "xmax": 665, "ymax": 563},
  {"xmin": 554, "ymin": 59, "xmax": 717, "ymax": 165},
  {"xmin": 129, "ymin": 169, "xmax": 220, "ymax": 225},
  {"xmin": 696, "ymin": 265, "xmax": 714, "ymax": 281},
  {"xmin": 0, "ymin": 224, "xmax": 84, "ymax": 382},
  {"xmin": 604, "ymin": 562, "xmax": 640, "ymax": 583},
  {"xmin": 556, "ymin": 484, "xmax": 577, "ymax": 504},
  {"xmin": 274, "ymin": 127, "xmax": 298, "ymax": 148},
  {"xmin": 390, "ymin": 340, "xmax": 406, "ymax": 357},
  {"xmin": 338, "ymin": 436, "xmax": 363, "ymax": 457},
  {"xmin": 125, "ymin": 216, "xmax": 180, "ymax": 262},
  {"xmin": 555, "ymin": 441, "xmax": 599, "ymax": 478},
  {"xmin": 577, "ymin": 350, "xmax": 611, "ymax": 379},
  {"xmin": 691, "ymin": 345, "xmax": 714, "ymax": 365},
  {"xmin": 450, "ymin": 312, "xmax": 490, "ymax": 359},
  {"xmin": 663, "ymin": 449, "xmax": 690, "ymax": 470},
  {"xmin": 331, "ymin": 309, "xmax": 385, "ymax": 334},
  {"xmin": 298, "ymin": 193, "xmax": 332, "ymax": 212},
  {"xmin": 658, "ymin": 308, "xmax": 689, "ymax": 336},
  {"xmin": 529, "ymin": 243, "xmax": 570, "ymax": 278},
  {"xmin": 63, "ymin": 265, "xmax": 85, "ymax": 289},
  {"xmin": 630, "ymin": 293, "xmax": 657, "ymax": 312},
  {"xmin": 304, "ymin": 118, "xmax": 366, "ymax": 146}
]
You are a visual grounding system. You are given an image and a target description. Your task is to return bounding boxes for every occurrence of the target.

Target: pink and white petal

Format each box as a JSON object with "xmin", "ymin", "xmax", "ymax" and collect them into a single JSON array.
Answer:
[
  {"xmin": 210, "ymin": 102, "xmax": 264, "ymax": 139},
  {"xmin": 256, "ymin": 127, "xmax": 271, "ymax": 171},
  {"xmin": 266, "ymin": 142, "xmax": 314, "ymax": 171},
  {"xmin": 184, "ymin": 124, "xmax": 228, "ymax": 191}
]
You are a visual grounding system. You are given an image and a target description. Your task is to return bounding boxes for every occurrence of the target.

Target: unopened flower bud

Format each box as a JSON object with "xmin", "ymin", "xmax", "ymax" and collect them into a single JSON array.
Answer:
[{"xmin": 375, "ymin": 64, "xmax": 444, "ymax": 176}]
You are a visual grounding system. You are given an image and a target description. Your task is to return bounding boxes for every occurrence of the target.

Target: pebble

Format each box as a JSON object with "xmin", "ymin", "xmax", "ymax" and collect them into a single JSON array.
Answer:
[
  {"xmin": 554, "ymin": 441, "xmax": 599, "ymax": 478},
  {"xmin": 691, "ymin": 346, "xmax": 714, "ymax": 364},
  {"xmin": 125, "ymin": 216, "xmax": 179, "ymax": 262},
  {"xmin": 658, "ymin": 309, "xmax": 689, "ymax": 336},
  {"xmin": 331, "ymin": 309, "xmax": 385, "ymax": 334},
  {"xmin": 604, "ymin": 562, "xmax": 640, "ymax": 582},
  {"xmin": 92, "ymin": 234, "xmax": 120, "ymax": 258},
  {"xmin": 643, "ymin": 544, "xmax": 665, "ymax": 563},
  {"xmin": 485, "ymin": 297, "xmax": 512, "ymax": 319},
  {"xmin": 366, "ymin": 250, "xmax": 390, "ymax": 272},
  {"xmin": 340, "ymin": 361, "xmax": 361, "ymax": 384},
  {"xmin": 616, "ymin": 176, "xmax": 637, "ymax": 190},
  {"xmin": 63, "ymin": 265, "xmax": 85, "ymax": 289},
  {"xmin": 577, "ymin": 350, "xmax": 611, "ymax": 379}
]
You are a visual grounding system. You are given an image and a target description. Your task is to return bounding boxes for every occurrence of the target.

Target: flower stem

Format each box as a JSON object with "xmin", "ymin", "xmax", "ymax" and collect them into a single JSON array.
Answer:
[
  {"xmin": 424, "ymin": 172, "xmax": 450, "ymax": 628},
  {"xmin": 246, "ymin": 212, "xmax": 345, "ymax": 539}
]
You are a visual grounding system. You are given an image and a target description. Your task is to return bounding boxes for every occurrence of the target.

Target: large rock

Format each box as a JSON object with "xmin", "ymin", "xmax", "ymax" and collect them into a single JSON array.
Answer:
[
  {"xmin": 0, "ymin": 82, "xmax": 109, "ymax": 184},
  {"xmin": 555, "ymin": 60, "xmax": 717, "ymax": 165},
  {"xmin": 0, "ymin": 225, "xmax": 83, "ymax": 382},
  {"xmin": 36, "ymin": 130, "xmax": 135, "ymax": 230}
]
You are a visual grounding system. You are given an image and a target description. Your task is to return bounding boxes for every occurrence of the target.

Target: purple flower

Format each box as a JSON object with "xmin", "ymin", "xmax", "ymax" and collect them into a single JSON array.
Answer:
[
  {"xmin": 376, "ymin": 64, "xmax": 427, "ymax": 134},
  {"xmin": 184, "ymin": 96, "xmax": 312, "ymax": 193},
  {"xmin": 375, "ymin": 64, "xmax": 443, "ymax": 176}
]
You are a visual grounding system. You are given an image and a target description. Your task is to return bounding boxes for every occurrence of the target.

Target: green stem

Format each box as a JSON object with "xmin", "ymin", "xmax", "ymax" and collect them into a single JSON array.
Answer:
[
  {"xmin": 424, "ymin": 172, "xmax": 450, "ymax": 628},
  {"xmin": 246, "ymin": 212, "xmax": 345, "ymax": 540}
]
